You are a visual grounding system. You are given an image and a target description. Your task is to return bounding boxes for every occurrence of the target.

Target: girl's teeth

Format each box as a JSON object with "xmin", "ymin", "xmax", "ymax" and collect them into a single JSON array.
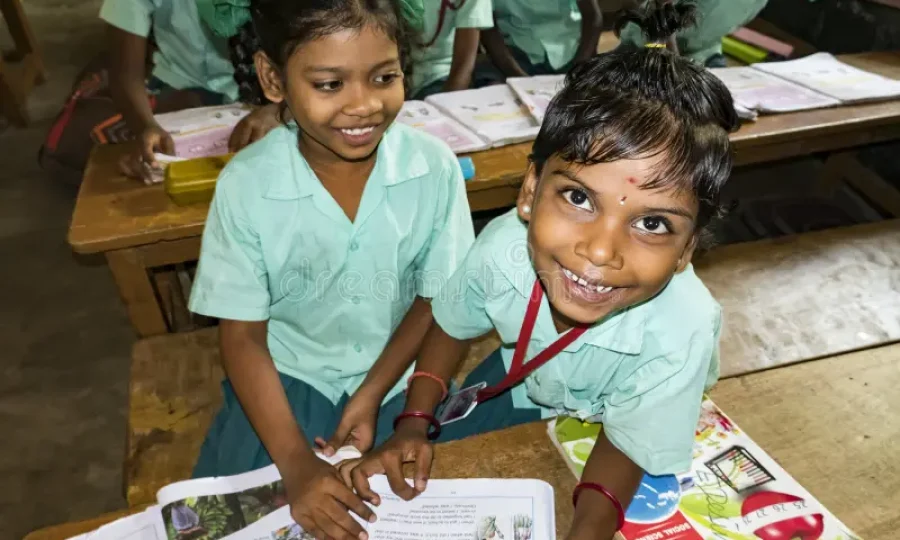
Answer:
[
  {"xmin": 342, "ymin": 127, "xmax": 374, "ymax": 135},
  {"xmin": 563, "ymin": 267, "xmax": 614, "ymax": 294}
]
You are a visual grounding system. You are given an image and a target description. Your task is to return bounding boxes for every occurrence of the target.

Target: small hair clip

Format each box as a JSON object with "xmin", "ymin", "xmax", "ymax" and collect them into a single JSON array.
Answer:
[{"xmin": 645, "ymin": 42, "xmax": 667, "ymax": 49}]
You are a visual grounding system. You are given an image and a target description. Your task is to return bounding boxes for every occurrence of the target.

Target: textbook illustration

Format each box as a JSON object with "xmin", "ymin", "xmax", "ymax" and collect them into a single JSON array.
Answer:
[{"xmin": 548, "ymin": 397, "xmax": 862, "ymax": 540}]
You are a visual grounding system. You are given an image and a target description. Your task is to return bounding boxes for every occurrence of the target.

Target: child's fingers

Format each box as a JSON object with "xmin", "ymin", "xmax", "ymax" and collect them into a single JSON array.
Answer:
[
  {"xmin": 159, "ymin": 133, "xmax": 176, "ymax": 156},
  {"xmin": 382, "ymin": 453, "xmax": 418, "ymax": 501},
  {"xmin": 413, "ymin": 443, "xmax": 434, "ymax": 493},
  {"xmin": 322, "ymin": 498, "xmax": 369, "ymax": 540},
  {"xmin": 328, "ymin": 479, "xmax": 376, "ymax": 524},
  {"xmin": 350, "ymin": 462, "xmax": 382, "ymax": 505}
]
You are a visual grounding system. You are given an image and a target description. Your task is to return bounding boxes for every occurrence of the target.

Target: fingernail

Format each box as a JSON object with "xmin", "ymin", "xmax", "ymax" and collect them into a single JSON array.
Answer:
[
  {"xmin": 359, "ymin": 533, "xmax": 368, "ymax": 540},
  {"xmin": 372, "ymin": 496, "xmax": 381, "ymax": 506},
  {"xmin": 368, "ymin": 514, "xmax": 377, "ymax": 523},
  {"xmin": 415, "ymin": 479, "xmax": 427, "ymax": 491}
]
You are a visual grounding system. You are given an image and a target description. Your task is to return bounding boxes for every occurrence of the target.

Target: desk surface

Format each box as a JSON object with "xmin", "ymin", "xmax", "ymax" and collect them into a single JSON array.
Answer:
[
  {"xmin": 68, "ymin": 52, "xmax": 900, "ymax": 255},
  {"xmin": 25, "ymin": 342, "xmax": 900, "ymax": 540}
]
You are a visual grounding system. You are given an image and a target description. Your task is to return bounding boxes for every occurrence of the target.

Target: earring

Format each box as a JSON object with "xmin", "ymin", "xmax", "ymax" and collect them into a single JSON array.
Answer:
[{"xmin": 522, "ymin": 205, "xmax": 531, "ymax": 214}]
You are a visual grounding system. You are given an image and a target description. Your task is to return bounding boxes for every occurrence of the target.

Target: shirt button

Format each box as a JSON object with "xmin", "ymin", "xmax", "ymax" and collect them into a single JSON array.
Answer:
[
  {"xmin": 349, "ymin": 240, "xmax": 359, "ymax": 251},
  {"xmin": 352, "ymin": 297, "xmax": 361, "ymax": 305},
  {"xmin": 354, "ymin": 343, "xmax": 362, "ymax": 353}
]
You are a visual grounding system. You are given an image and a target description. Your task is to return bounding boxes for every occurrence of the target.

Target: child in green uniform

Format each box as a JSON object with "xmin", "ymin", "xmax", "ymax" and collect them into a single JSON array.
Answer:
[
  {"xmin": 188, "ymin": 1, "xmax": 475, "ymax": 539},
  {"xmin": 618, "ymin": 0, "xmax": 770, "ymax": 67},
  {"xmin": 347, "ymin": 4, "xmax": 740, "ymax": 540},
  {"xmin": 405, "ymin": 0, "xmax": 495, "ymax": 99}
]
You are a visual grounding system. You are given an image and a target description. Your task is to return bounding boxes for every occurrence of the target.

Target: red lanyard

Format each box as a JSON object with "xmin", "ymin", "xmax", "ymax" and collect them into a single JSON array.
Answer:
[
  {"xmin": 424, "ymin": 0, "xmax": 468, "ymax": 48},
  {"xmin": 476, "ymin": 280, "xmax": 587, "ymax": 403}
]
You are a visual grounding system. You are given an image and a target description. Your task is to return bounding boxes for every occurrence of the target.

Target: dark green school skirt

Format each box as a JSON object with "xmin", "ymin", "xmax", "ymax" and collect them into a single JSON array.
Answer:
[{"xmin": 192, "ymin": 349, "xmax": 542, "ymax": 478}]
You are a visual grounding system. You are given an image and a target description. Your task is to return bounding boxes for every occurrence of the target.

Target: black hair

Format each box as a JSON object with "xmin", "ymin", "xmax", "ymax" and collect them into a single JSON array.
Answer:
[
  {"xmin": 530, "ymin": 1, "xmax": 739, "ymax": 232},
  {"xmin": 228, "ymin": 0, "xmax": 415, "ymax": 106}
]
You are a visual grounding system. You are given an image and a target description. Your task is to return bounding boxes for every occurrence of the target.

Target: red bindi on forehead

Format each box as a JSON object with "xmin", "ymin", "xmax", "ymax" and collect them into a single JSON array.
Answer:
[{"xmin": 627, "ymin": 177, "xmax": 638, "ymax": 184}]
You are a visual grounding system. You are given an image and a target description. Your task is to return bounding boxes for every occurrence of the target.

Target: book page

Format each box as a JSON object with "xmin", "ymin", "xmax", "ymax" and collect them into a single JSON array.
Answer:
[
  {"xmin": 506, "ymin": 75, "xmax": 566, "ymax": 123},
  {"xmin": 710, "ymin": 66, "xmax": 841, "ymax": 113},
  {"xmin": 151, "ymin": 448, "xmax": 361, "ymax": 540},
  {"xmin": 549, "ymin": 398, "xmax": 862, "ymax": 540},
  {"xmin": 751, "ymin": 52, "xmax": 900, "ymax": 103},
  {"xmin": 222, "ymin": 477, "xmax": 555, "ymax": 540},
  {"xmin": 396, "ymin": 101, "xmax": 490, "ymax": 154},
  {"xmin": 71, "ymin": 506, "xmax": 166, "ymax": 540},
  {"xmin": 425, "ymin": 86, "xmax": 541, "ymax": 147}
]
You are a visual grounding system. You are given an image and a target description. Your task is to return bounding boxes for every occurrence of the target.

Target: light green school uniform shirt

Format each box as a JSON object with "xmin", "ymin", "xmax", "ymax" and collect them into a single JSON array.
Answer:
[
  {"xmin": 492, "ymin": 0, "xmax": 582, "ymax": 70},
  {"xmin": 189, "ymin": 123, "xmax": 475, "ymax": 404},
  {"xmin": 409, "ymin": 0, "xmax": 494, "ymax": 96},
  {"xmin": 99, "ymin": 0, "xmax": 239, "ymax": 102},
  {"xmin": 432, "ymin": 210, "xmax": 721, "ymax": 475}
]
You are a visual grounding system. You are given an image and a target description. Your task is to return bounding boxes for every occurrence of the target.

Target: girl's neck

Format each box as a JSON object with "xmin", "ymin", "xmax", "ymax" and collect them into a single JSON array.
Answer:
[{"xmin": 298, "ymin": 134, "xmax": 377, "ymax": 222}]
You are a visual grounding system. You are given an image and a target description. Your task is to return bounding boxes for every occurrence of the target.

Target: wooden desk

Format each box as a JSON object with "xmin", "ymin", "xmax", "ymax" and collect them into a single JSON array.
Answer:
[
  {"xmin": 26, "ymin": 343, "xmax": 900, "ymax": 540},
  {"xmin": 69, "ymin": 52, "xmax": 900, "ymax": 337}
]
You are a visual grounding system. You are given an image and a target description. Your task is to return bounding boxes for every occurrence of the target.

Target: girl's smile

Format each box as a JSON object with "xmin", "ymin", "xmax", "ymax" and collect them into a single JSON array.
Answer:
[{"xmin": 520, "ymin": 155, "xmax": 700, "ymax": 330}]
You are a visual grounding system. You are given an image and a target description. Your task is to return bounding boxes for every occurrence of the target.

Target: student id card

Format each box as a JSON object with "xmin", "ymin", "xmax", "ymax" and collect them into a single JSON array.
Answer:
[{"xmin": 436, "ymin": 382, "xmax": 487, "ymax": 425}]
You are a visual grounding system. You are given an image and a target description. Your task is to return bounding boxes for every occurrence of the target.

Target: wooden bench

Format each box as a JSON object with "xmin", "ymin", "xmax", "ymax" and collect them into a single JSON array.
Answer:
[{"xmin": 32, "ymin": 342, "xmax": 900, "ymax": 540}]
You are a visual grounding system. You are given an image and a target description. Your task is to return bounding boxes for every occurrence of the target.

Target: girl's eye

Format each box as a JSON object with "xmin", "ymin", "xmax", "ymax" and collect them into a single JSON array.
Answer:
[
  {"xmin": 561, "ymin": 188, "xmax": 593, "ymax": 211},
  {"xmin": 374, "ymin": 73, "xmax": 401, "ymax": 85},
  {"xmin": 314, "ymin": 80, "xmax": 342, "ymax": 92},
  {"xmin": 633, "ymin": 216, "xmax": 672, "ymax": 235}
]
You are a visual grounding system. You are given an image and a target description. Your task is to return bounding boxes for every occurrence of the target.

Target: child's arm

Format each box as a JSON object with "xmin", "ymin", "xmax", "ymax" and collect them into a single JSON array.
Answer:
[
  {"xmin": 320, "ymin": 296, "xmax": 435, "ymax": 453},
  {"xmin": 348, "ymin": 322, "xmax": 473, "ymax": 502},
  {"xmin": 107, "ymin": 24, "xmax": 174, "ymax": 174},
  {"xmin": 481, "ymin": 22, "xmax": 529, "ymax": 78},
  {"xmin": 574, "ymin": 0, "xmax": 604, "ymax": 63},
  {"xmin": 567, "ymin": 433, "xmax": 644, "ymax": 540},
  {"xmin": 443, "ymin": 28, "xmax": 483, "ymax": 92},
  {"xmin": 220, "ymin": 319, "xmax": 375, "ymax": 540}
]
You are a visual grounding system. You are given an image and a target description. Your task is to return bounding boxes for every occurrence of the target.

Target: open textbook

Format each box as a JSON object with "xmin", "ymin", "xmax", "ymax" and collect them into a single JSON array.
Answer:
[
  {"xmin": 396, "ymin": 101, "xmax": 490, "ymax": 154},
  {"xmin": 710, "ymin": 66, "xmax": 841, "ymax": 114},
  {"xmin": 425, "ymin": 85, "xmax": 541, "ymax": 148},
  {"xmin": 506, "ymin": 75, "xmax": 566, "ymax": 124},
  {"xmin": 712, "ymin": 53, "xmax": 900, "ymax": 116},
  {"xmin": 549, "ymin": 397, "xmax": 862, "ymax": 540},
  {"xmin": 67, "ymin": 447, "xmax": 555, "ymax": 540},
  {"xmin": 148, "ymin": 104, "xmax": 251, "ymax": 183}
]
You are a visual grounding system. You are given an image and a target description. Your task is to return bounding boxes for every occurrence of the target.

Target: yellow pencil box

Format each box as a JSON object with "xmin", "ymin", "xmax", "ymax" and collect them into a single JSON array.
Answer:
[{"xmin": 164, "ymin": 154, "xmax": 235, "ymax": 206}]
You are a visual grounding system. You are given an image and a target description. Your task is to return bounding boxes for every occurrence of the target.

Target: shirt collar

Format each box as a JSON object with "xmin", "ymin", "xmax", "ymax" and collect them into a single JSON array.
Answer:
[{"xmin": 263, "ymin": 123, "xmax": 430, "ymax": 201}]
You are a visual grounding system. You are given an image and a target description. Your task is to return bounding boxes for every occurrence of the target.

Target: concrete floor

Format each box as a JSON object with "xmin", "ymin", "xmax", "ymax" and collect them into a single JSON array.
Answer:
[
  {"xmin": 0, "ymin": 2, "xmax": 889, "ymax": 539},
  {"xmin": 2, "ymin": 1, "xmax": 135, "ymax": 539}
]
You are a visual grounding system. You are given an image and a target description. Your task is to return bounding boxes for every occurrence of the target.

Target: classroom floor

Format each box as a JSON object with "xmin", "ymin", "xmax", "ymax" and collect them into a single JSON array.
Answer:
[{"xmin": 0, "ymin": 2, "xmax": 891, "ymax": 540}]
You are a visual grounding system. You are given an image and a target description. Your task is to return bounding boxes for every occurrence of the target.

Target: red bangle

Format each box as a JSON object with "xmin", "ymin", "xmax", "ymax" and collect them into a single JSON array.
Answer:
[
  {"xmin": 572, "ymin": 482, "xmax": 626, "ymax": 531},
  {"xmin": 393, "ymin": 411, "xmax": 442, "ymax": 440},
  {"xmin": 406, "ymin": 371, "xmax": 449, "ymax": 401}
]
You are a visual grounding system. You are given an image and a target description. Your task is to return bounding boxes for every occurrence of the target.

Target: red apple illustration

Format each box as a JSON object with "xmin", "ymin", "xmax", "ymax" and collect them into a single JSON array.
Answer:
[{"xmin": 741, "ymin": 491, "xmax": 824, "ymax": 540}]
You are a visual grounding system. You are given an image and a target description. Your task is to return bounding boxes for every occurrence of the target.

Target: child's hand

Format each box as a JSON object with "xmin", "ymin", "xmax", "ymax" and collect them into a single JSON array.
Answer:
[
  {"xmin": 347, "ymin": 420, "xmax": 434, "ymax": 502},
  {"xmin": 317, "ymin": 392, "xmax": 380, "ymax": 456},
  {"xmin": 228, "ymin": 103, "xmax": 281, "ymax": 152},
  {"xmin": 119, "ymin": 124, "xmax": 174, "ymax": 182},
  {"xmin": 281, "ymin": 453, "xmax": 376, "ymax": 540}
]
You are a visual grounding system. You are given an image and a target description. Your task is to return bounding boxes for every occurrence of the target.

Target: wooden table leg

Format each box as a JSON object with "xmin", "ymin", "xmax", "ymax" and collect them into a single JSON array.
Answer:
[
  {"xmin": 0, "ymin": 0, "xmax": 47, "ymax": 81},
  {"xmin": 106, "ymin": 248, "xmax": 168, "ymax": 337}
]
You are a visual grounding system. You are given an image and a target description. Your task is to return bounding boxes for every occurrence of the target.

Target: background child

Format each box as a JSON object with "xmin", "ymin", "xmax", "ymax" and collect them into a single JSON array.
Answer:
[
  {"xmin": 405, "ymin": 0, "xmax": 495, "ymax": 99},
  {"xmin": 346, "ymin": 4, "xmax": 739, "ymax": 540},
  {"xmin": 43, "ymin": 0, "xmax": 281, "ymax": 184},
  {"xmin": 617, "ymin": 0, "xmax": 770, "ymax": 67},
  {"xmin": 187, "ymin": 0, "xmax": 474, "ymax": 538},
  {"xmin": 480, "ymin": 0, "xmax": 603, "ymax": 79}
]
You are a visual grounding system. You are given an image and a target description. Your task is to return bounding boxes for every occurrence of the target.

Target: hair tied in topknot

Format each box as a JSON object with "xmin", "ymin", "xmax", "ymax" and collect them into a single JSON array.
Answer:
[{"xmin": 615, "ymin": 0, "xmax": 698, "ymax": 44}]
